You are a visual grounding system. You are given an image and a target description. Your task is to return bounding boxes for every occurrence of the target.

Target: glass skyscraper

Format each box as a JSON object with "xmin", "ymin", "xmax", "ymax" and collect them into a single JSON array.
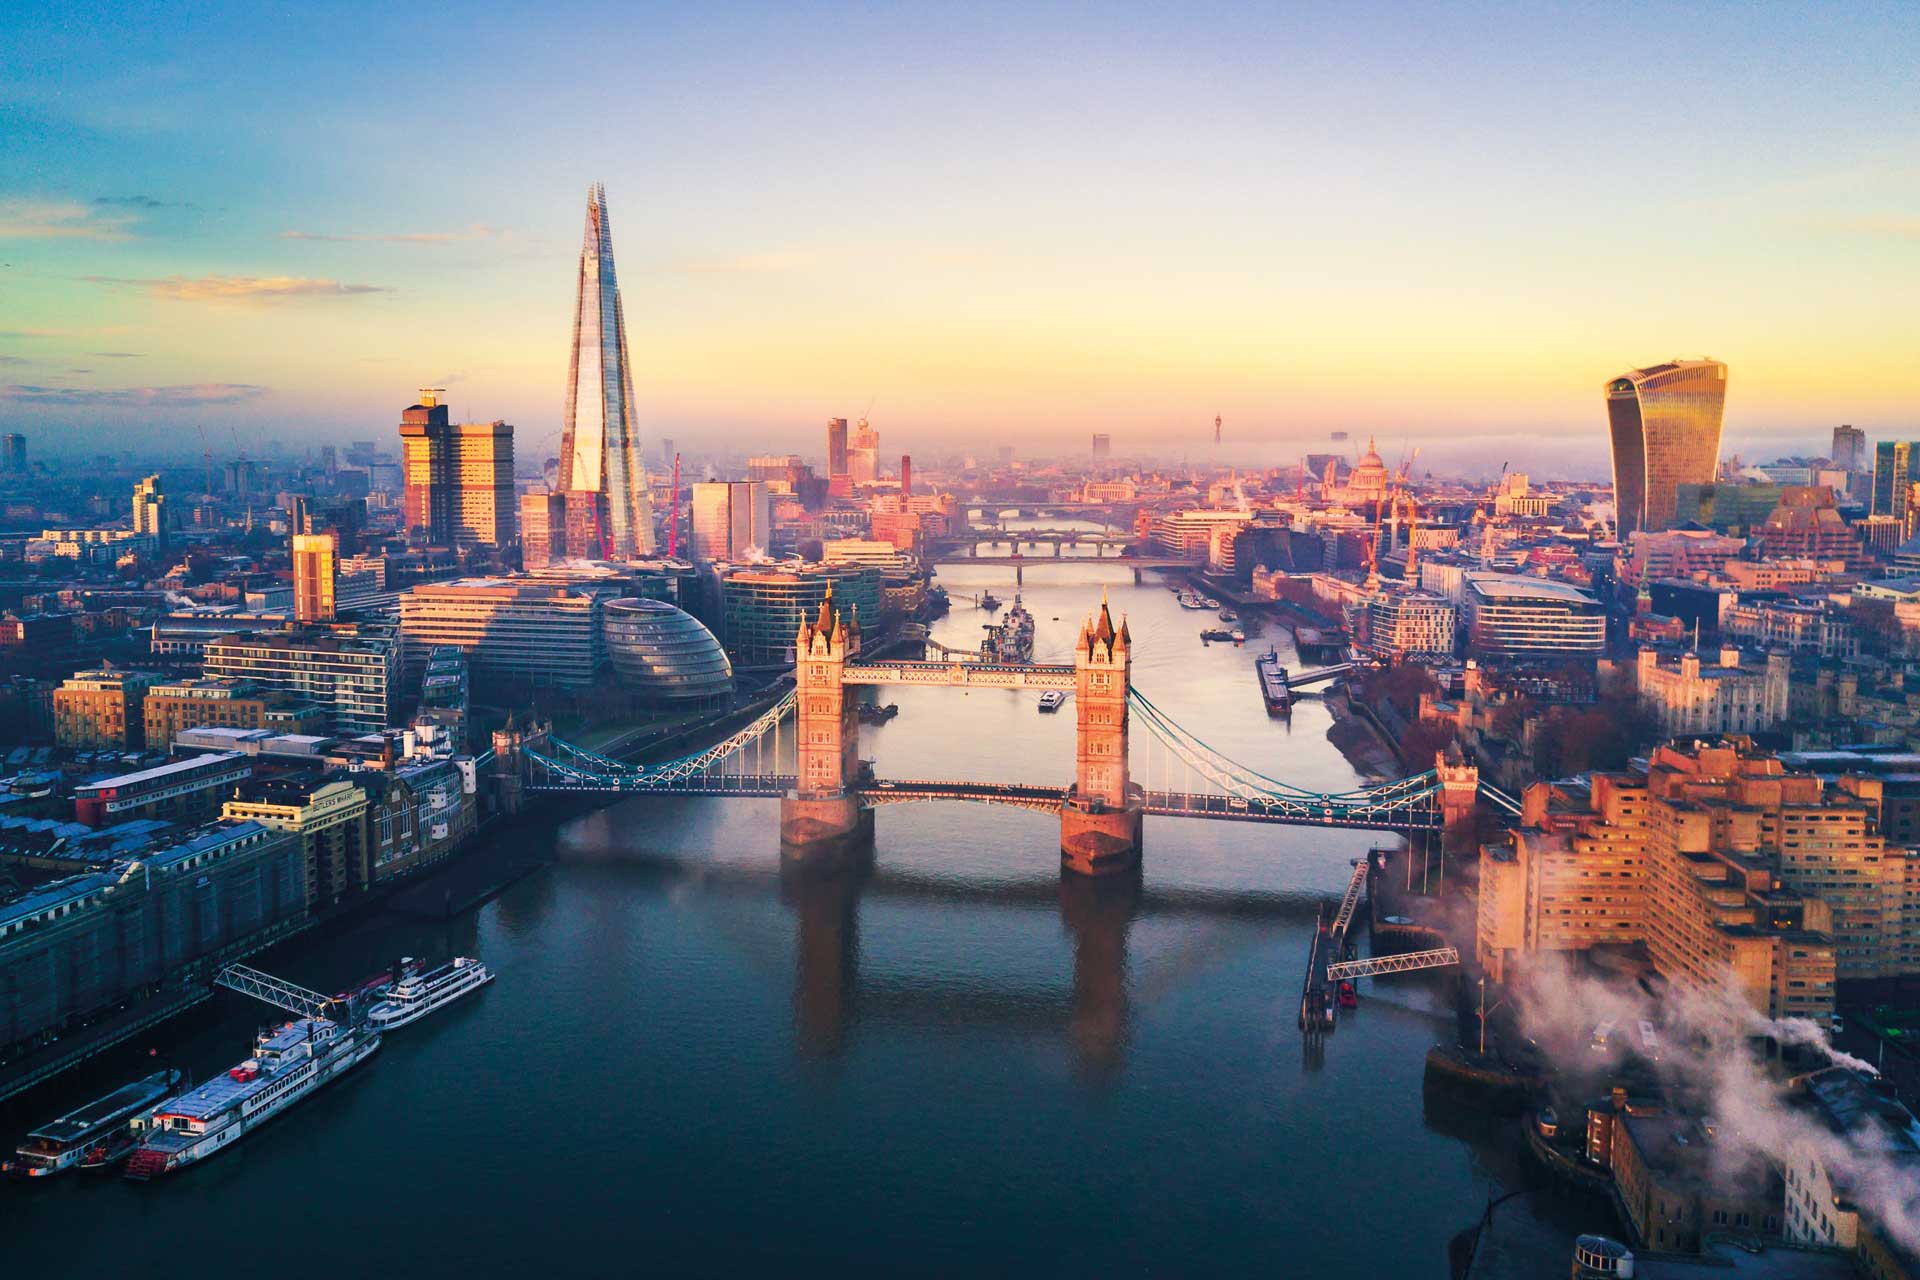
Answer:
[
  {"xmin": 561, "ymin": 184, "xmax": 653, "ymax": 558},
  {"xmin": 1604, "ymin": 359, "xmax": 1728, "ymax": 538}
]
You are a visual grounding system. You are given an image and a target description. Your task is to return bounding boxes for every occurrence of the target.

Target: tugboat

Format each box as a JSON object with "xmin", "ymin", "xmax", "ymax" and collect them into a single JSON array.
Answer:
[
  {"xmin": 1200, "ymin": 626, "xmax": 1234, "ymax": 642},
  {"xmin": 978, "ymin": 590, "xmax": 1002, "ymax": 612},
  {"xmin": 1219, "ymin": 608, "xmax": 1239, "ymax": 623},
  {"xmin": 5, "ymin": 1069, "xmax": 181, "ymax": 1178}
]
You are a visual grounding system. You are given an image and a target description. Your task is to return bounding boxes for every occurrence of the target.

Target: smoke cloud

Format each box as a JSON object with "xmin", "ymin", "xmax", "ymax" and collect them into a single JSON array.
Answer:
[{"xmin": 1509, "ymin": 957, "xmax": 1920, "ymax": 1254}]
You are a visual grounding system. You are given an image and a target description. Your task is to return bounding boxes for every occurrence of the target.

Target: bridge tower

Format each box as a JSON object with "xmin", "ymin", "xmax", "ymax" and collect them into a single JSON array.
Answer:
[
  {"xmin": 781, "ymin": 590, "xmax": 873, "ymax": 865},
  {"xmin": 1436, "ymin": 747, "xmax": 1479, "ymax": 858},
  {"xmin": 1061, "ymin": 593, "xmax": 1144, "ymax": 876}
]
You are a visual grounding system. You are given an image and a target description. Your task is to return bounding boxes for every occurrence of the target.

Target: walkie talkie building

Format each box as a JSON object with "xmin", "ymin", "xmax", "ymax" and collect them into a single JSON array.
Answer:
[
  {"xmin": 1604, "ymin": 359, "xmax": 1728, "ymax": 538},
  {"xmin": 560, "ymin": 184, "xmax": 654, "ymax": 558}
]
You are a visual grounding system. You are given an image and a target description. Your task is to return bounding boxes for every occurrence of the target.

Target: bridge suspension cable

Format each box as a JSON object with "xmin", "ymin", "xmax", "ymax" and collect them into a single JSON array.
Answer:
[
  {"xmin": 1128, "ymin": 688, "xmax": 1438, "ymax": 805},
  {"xmin": 535, "ymin": 691, "xmax": 797, "ymax": 788}
]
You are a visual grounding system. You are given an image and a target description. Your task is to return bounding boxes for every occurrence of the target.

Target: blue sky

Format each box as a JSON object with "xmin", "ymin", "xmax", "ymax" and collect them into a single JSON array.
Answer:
[{"xmin": 1, "ymin": 1, "xmax": 1916, "ymax": 474}]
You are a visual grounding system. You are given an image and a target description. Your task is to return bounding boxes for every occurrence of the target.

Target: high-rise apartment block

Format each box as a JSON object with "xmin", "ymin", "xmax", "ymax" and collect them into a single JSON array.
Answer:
[
  {"xmin": 1479, "ymin": 740, "xmax": 1920, "ymax": 1015},
  {"xmin": 1604, "ymin": 359, "xmax": 1728, "ymax": 537},
  {"xmin": 398, "ymin": 390, "xmax": 516, "ymax": 550},
  {"xmin": 132, "ymin": 474, "xmax": 166, "ymax": 548},
  {"xmin": 690, "ymin": 481, "xmax": 770, "ymax": 564},
  {"xmin": 2, "ymin": 433, "xmax": 26, "ymax": 472},
  {"xmin": 559, "ymin": 184, "xmax": 652, "ymax": 558},
  {"xmin": 293, "ymin": 532, "xmax": 338, "ymax": 623}
]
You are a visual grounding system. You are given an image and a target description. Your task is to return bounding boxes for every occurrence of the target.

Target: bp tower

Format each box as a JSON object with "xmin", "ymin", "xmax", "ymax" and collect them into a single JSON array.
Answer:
[{"xmin": 560, "ymin": 184, "xmax": 654, "ymax": 558}]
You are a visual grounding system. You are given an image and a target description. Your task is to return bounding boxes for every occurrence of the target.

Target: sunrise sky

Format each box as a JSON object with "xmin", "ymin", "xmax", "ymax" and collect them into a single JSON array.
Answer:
[{"xmin": 2, "ymin": 2, "xmax": 1916, "ymax": 474}]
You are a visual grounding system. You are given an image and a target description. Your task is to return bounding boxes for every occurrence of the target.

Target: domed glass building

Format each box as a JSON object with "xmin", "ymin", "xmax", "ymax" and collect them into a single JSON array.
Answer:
[{"xmin": 603, "ymin": 598, "xmax": 733, "ymax": 708}]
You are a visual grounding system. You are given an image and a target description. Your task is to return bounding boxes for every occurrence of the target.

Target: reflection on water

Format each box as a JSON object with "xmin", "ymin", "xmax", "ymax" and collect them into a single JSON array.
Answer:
[{"xmin": 0, "ymin": 562, "xmax": 1605, "ymax": 1276}]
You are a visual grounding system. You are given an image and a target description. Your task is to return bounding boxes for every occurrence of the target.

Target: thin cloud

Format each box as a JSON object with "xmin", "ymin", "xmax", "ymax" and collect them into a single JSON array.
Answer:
[
  {"xmin": 671, "ymin": 249, "xmax": 823, "ymax": 275},
  {"xmin": 91, "ymin": 351, "xmax": 143, "ymax": 358},
  {"xmin": 0, "ymin": 356, "xmax": 28, "ymax": 366},
  {"xmin": 67, "ymin": 368, "xmax": 93, "ymax": 375},
  {"xmin": 0, "ymin": 199, "xmax": 134, "ymax": 242},
  {"xmin": 280, "ymin": 223, "xmax": 503, "ymax": 245},
  {"xmin": 93, "ymin": 195, "xmax": 194, "ymax": 211},
  {"xmin": 84, "ymin": 274, "xmax": 391, "ymax": 302},
  {"xmin": 0, "ymin": 382, "xmax": 268, "ymax": 407},
  {"xmin": 1846, "ymin": 215, "xmax": 1920, "ymax": 240}
]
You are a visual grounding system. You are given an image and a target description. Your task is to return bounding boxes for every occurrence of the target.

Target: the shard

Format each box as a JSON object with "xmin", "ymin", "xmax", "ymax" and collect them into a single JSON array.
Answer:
[{"xmin": 560, "ymin": 183, "xmax": 653, "ymax": 557}]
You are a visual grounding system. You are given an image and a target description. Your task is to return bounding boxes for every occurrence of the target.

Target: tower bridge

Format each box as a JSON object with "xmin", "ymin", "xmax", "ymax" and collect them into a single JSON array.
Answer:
[{"xmin": 499, "ymin": 591, "xmax": 1487, "ymax": 878}]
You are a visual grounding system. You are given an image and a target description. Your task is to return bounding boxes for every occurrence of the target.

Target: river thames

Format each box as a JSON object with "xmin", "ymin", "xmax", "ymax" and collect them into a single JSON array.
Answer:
[{"xmin": 1, "ymin": 555, "xmax": 1595, "ymax": 1275}]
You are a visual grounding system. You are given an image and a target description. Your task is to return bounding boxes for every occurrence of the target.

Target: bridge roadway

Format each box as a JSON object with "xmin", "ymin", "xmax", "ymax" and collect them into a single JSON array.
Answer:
[
  {"xmin": 526, "ymin": 771, "xmax": 1442, "ymax": 832},
  {"xmin": 932, "ymin": 554, "xmax": 1200, "ymax": 570}
]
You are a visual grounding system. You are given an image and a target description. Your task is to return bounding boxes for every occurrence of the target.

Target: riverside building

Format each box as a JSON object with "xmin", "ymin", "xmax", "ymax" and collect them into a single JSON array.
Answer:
[
  {"xmin": 1461, "ymin": 573, "xmax": 1606, "ymax": 659},
  {"xmin": 52, "ymin": 666, "xmax": 162, "ymax": 750},
  {"xmin": 713, "ymin": 565, "xmax": 883, "ymax": 668}
]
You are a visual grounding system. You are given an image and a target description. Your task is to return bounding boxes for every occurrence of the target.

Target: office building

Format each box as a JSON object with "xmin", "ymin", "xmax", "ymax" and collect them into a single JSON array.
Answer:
[
  {"xmin": 1872, "ymin": 441, "xmax": 1920, "ymax": 523},
  {"xmin": 559, "ymin": 184, "xmax": 653, "ymax": 558},
  {"xmin": 1604, "ymin": 359, "xmax": 1728, "ymax": 536},
  {"xmin": 519, "ymin": 491, "xmax": 567, "ymax": 570},
  {"xmin": 1461, "ymin": 572, "xmax": 1606, "ymax": 658},
  {"xmin": 52, "ymin": 666, "xmax": 162, "ymax": 750},
  {"xmin": 202, "ymin": 624, "xmax": 401, "ymax": 734},
  {"xmin": 1782, "ymin": 1068, "xmax": 1920, "ymax": 1252},
  {"xmin": 399, "ymin": 391, "xmax": 454, "ymax": 542},
  {"xmin": 1831, "ymin": 424, "xmax": 1867, "ymax": 473},
  {"xmin": 1632, "ymin": 646, "xmax": 1790, "ymax": 738},
  {"xmin": 131, "ymin": 474, "xmax": 166, "ymax": 548},
  {"xmin": 826, "ymin": 417, "xmax": 849, "ymax": 481},
  {"xmin": 398, "ymin": 391, "xmax": 517, "ymax": 550},
  {"xmin": 1752, "ymin": 486, "xmax": 1858, "ymax": 562},
  {"xmin": 1091, "ymin": 433, "xmax": 1111, "ymax": 460},
  {"xmin": 899, "ymin": 455, "xmax": 911, "ymax": 498},
  {"xmin": 690, "ymin": 481, "xmax": 770, "ymax": 564},
  {"xmin": 143, "ymin": 677, "xmax": 329, "ymax": 749},
  {"xmin": 293, "ymin": 532, "xmax": 337, "ymax": 623},
  {"xmin": 1, "ymin": 433, "xmax": 25, "ymax": 472},
  {"xmin": 714, "ymin": 565, "xmax": 883, "ymax": 668},
  {"xmin": 0, "ymin": 822, "xmax": 306, "ymax": 1067},
  {"xmin": 603, "ymin": 598, "xmax": 733, "ymax": 709},
  {"xmin": 398, "ymin": 578, "xmax": 609, "ymax": 690}
]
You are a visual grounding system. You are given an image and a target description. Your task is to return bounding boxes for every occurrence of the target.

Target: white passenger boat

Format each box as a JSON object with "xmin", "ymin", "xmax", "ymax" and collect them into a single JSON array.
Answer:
[
  {"xmin": 4, "ymin": 1068, "xmax": 180, "ymax": 1178},
  {"xmin": 124, "ymin": 1019, "xmax": 379, "ymax": 1180},
  {"xmin": 365, "ymin": 956, "xmax": 493, "ymax": 1032},
  {"xmin": 1037, "ymin": 690, "xmax": 1066, "ymax": 713}
]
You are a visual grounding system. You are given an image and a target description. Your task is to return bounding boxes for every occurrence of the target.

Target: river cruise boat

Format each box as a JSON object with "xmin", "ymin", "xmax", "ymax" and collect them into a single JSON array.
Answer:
[
  {"xmin": 4, "ymin": 1068, "xmax": 181, "ymax": 1178},
  {"xmin": 123, "ymin": 1019, "xmax": 379, "ymax": 1180},
  {"xmin": 1037, "ymin": 690, "xmax": 1066, "ymax": 713},
  {"xmin": 366, "ymin": 956, "xmax": 494, "ymax": 1032},
  {"xmin": 1177, "ymin": 590, "xmax": 1209, "ymax": 610}
]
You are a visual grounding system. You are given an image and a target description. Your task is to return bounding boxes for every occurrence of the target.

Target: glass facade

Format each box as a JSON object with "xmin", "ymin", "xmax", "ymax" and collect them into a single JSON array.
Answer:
[
  {"xmin": 717, "ymin": 565, "xmax": 882, "ymax": 668},
  {"xmin": 560, "ymin": 184, "xmax": 653, "ymax": 558},
  {"xmin": 1605, "ymin": 360, "xmax": 1728, "ymax": 537},
  {"xmin": 604, "ymin": 598, "xmax": 733, "ymax": 708}
]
